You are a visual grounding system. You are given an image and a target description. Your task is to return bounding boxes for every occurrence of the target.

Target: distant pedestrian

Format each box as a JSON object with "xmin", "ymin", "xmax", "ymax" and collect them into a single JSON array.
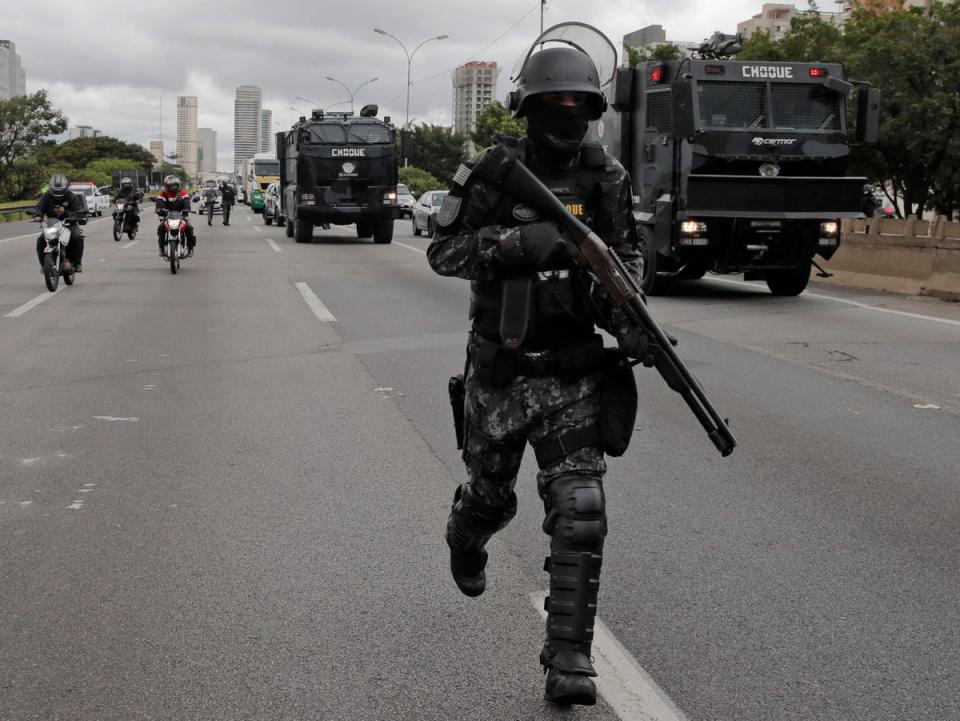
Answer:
[{"xmin": 220, "ymin": 181, "xmax": 236, "ymax": 226}]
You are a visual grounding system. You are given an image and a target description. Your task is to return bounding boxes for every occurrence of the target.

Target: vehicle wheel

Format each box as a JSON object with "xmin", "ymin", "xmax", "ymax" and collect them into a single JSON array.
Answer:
[
  {"xmin": 128, "ymin": 226, "xmax": 137, "ymax": 240},
  {"xmin": 265, "ymin": 215, "xmax": 273, "ymax": 226},
  {"xmin": 766, "ymin": 261, "xmax": 811, "ymax": 296},
  {"xmin": 294, "ymin": 219, "xmax": 312, "ymax": 243},
  {"xmin": 356, "ymin": 219, "xmax": 373, "ymax": 239},
  {"xmin": 639, "ymin": 225, "xmax": 672, "ymax": 296},
  {"xmin": 426, "ymin": 217, "xmax": 435, "ymax": 239},
  {"xmin": 285, "ymin": 219, "xmax": 295, "ymax": 238},
  {"xmin": 412, "ymin": 217, "xmax": 421, "ymax": 237},
  {"xmin": 278, "ymin": 216, "xmax": 286, "ymax": 228},
  {"xmin": 63, "ymin": 264, "xmax": 75, "ymax": 286},
  {"xmin": 373, "ymin": 215, "xmax": 394, "ymax": 244},
  {"xmin": 113, "ymin": 219, "xmax": 123, "ymax": 242},
  {"xmin": 169, "ymin": 244, "xmax": 178, "ymax": 274},
  {"xmin": 43, "ymin": 255, "xmax": 59, "ymax": 292}
]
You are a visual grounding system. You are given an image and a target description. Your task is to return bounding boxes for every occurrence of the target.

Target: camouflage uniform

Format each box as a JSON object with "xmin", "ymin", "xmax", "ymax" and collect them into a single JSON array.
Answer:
[{"xmin": 427, "ymin": 135, "xmax": 640, "ymax": 685}]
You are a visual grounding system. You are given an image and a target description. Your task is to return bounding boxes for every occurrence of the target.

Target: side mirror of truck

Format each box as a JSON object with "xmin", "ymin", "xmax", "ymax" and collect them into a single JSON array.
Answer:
[
  {"xmin": 612, "ymin": 68, "xmax": 634, "ymax": 112},
  {"xmin": 856, "ymin": 86, "xmax": 881, "ymax": 145}
]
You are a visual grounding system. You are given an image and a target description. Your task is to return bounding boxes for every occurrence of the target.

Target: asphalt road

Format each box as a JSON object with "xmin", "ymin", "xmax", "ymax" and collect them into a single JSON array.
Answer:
[{"xmin": 1, "ymin": 207, "xmax": 958, "ymax": 721}]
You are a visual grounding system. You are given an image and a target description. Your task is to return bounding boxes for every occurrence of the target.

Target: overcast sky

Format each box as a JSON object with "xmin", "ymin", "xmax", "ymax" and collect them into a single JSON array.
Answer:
[{"xmin": 7, "ymin": 0, "xmax": 790, "ymax": 170}]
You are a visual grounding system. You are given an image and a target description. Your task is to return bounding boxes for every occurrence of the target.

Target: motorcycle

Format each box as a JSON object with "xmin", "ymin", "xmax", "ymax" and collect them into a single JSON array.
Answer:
[
  {"xmin": 37, "ymin": 216, "xmax": 77, "ymax": 292},
  {"xmin": 159, "ymin": 210, "xmax": 189, "ymax": 274},
  {"xmin": 112, "ymin": 201, "xmax": 139, "ymax": 241}
]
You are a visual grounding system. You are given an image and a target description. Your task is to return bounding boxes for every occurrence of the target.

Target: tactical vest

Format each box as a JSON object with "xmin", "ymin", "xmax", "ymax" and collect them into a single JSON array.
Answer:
[{"xmin": 470, "ymin": 144, "xmax": 607, "ymax": 351}]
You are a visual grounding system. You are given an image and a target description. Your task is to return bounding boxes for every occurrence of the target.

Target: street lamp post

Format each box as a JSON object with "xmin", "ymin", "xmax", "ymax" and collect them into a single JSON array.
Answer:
[
  {"xmin": 373, "ymin": 28, "xmax": 448, "ymax": 166},
  {"xmin": 325, "ymin": 76, "xmax": 379, "ymax": 115},
  {"xmin": 295, "ymin": 95, "xmax": 321, "ymax": 109}
]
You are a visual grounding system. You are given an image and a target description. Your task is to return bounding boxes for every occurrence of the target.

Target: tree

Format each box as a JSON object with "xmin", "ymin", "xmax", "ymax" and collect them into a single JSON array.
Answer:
[
  {"xmin": 624, "ymin": 42, "xmax": 684, "ymax": 68},
  {"xmin": 398, "ymin": 165, "xmax": 444, "ymax": 196},
  {"xmin": 470, "ymin": 101, "xmax": 527, "ymax": 150},
  {"xmin": 844, "ymin": 2, "xmax": 960, "ymax": 217},
  {"xmin": 737, "ymin": 30, "xmax": 784, "ymax": 61},
  {"xmin": 0, "ymin": 91, "xmax": 68, "ymax": 199},
  {"xmin": 408, "ymin": 124, "xmax": 467, "ymax": 185},
  {"xmin": 738, "ymin": 3, "xmax": 842, "ymax": 62},
  {"xmin": 50, "ymin": 136, "xmax": 155, "ymax": 171}
]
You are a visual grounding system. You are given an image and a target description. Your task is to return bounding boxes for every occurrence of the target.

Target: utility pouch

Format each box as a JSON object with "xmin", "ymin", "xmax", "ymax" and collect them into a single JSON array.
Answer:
[
  {"xmin": 499, "ymin": 277, "xmax": 535, "ymax": 349},
  {"xmin": 598, "ymin": 349, "xmax": 638, "ymax": 457},
  {"xmin": 473, "ymin": 339, "xmax": 518, "ymax": 388},
  {"xmin": 448, "ymin": 374, "xmax": 466, "ymax": 450}
]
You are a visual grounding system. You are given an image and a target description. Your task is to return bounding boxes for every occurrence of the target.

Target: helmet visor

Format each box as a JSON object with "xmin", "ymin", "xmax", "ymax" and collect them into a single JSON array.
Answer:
[{"xmin": 512, "ymin": 22, "xmax": 618, "ymax": 90}]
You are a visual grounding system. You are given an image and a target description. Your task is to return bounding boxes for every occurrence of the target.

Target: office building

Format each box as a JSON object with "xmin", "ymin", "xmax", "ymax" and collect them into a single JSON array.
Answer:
[
  {"xmin": 197, "ymin": 128, "xmax": 217, "ymax": 174},
  {"xmin": 234, "ymin": 85, "xmax": 262, "ymax": 171},
  {"xmin": 260, "ymin": 109, "xmax": 273, "ymax": 153},
  {"xmin": 452, "ymin": 61, "xmax": 500, "ymax": 137},
  {"xmin": 176, "ymin": 96, "xmax": 198, "ymax": 177},
  {"xmin": 622, "ymin": 25, "xmax": 697, "ymax": 61},
  {"xmin": 150, "ymin": 140, "xmax": 164, "ymax": 165},
  {"xmin": 738, "ymin": 4, "xmax": 799, "ymax": 40},
  {"xmin": 0, "ymin": 39, "xmax": 26, "ymax": 100},
  {"xmin": 68, "ymin": 125, "xmax": 101, "ymax": 140}
]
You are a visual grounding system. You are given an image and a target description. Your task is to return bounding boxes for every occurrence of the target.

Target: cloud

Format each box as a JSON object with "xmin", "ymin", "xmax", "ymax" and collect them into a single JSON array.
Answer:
[{"xmin": 9, "ymin": 0, "xmax": 770, "ymax": 170}]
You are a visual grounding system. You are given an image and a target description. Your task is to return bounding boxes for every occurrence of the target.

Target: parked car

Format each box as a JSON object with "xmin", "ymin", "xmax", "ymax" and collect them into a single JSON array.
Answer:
[
  {"xmin": 412, "ymin": 189, "xmax": 448, "ymax": 238},
  {"xmin": 69, "ymin": 182, "xmax": 110, "ymax": 216},
  {"xmin": 263, "ymin": 181, "xmax": 284, "ymax": 226},
  {"xmin": 396, "ymin": 183, "xmax": 415, "ymax": 219}
]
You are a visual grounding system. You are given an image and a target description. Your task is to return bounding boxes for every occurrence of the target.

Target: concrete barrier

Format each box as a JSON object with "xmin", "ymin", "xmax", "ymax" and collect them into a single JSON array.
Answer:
[{"xmin": 820, "ymin": 217, "xmax": 960, "ymax": 301}]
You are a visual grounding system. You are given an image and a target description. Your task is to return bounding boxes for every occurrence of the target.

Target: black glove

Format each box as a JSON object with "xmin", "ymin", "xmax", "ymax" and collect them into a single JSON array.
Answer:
[
  {"xmin": 518, "ymin": 222, "xmax": 575, "ymax": 269},
  {"xmin": 617, "ymin": 326, "xmax": 655, "ymax": 367}
]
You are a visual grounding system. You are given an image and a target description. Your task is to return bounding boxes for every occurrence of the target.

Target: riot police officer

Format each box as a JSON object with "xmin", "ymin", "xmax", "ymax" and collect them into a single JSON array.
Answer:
[{"xmin": 427, "ymin": 46, "xmax": 644, "ymax": 706}]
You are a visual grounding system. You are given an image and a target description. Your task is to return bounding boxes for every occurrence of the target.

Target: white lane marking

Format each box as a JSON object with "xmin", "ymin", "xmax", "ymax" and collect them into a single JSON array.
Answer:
[
  {"xmin": 395, "ymin": 241, "xmax": 426, "ymax": 255},
  {"xmin": 254, "ymin": 226, "xmax": 262, "ymax": 233},
  {"xmin": 530, "ymin": 593, "xmax": 689, "ymax": 721},
  {"xmin": 265, "ymin": 238, "xmax": 283, "ymax": 253},
  {"xmin": 66, "ymin": 500, "xmax": 85, "ymax": 510},
  {"xmin": 4, "ymin": 289, "xmax": 59, "ymax": 318},
  {"xmin": 294, "ymin": 282, "xmax": 337, "ymax": 321},
  {"xmin": 709, "ymin": 277, "xmax": 960, "ymax": 329},
  {"xmin": 120, "ymin": 240, "xmax": 139, "ymax": 249},
  {"xmin": 0, "ymin": 216, "xmax": 109, "ymax": 245},
  {"xmin": 92, "ymin": 415, "xmax": 139, "ymax": 422}
]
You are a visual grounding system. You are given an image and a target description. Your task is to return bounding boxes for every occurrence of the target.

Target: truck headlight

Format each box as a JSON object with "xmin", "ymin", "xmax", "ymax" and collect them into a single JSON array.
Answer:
[
  {"xmin": 680, "ymin": 220, "xmax": 707, "ymax": 236},
  {"xmin": 384, "ymin": 191, "xmax": 397, "ymax": 204},
  {"xmin": 820, "ymin": 221, "xmax": 839, "ymax": 237}
]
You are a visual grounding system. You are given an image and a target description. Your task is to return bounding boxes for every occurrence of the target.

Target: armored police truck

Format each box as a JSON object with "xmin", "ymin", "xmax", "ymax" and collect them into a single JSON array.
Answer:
[
  {"xmin": 276, "ymin": 105, "xmax": 398, "ymax": 244},
  {"xmin": 596, "ymin": 32, "xmax": 880, "ymax": 295}
]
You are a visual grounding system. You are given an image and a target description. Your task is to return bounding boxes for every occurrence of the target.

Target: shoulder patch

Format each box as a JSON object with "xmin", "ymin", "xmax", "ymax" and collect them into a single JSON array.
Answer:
[{"xmin": 437, "ymin": 195, "xmax": 462, "ymax": 228}]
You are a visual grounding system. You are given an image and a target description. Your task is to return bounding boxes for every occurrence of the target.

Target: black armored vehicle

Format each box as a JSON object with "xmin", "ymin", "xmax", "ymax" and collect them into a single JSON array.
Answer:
[
  {"xmin": 526, "ymin": 25, "xmax": 879, "ymax": 296},
  {"xmin": 277, "ymin": 105, "xmax": 398, "ymax": 244}
]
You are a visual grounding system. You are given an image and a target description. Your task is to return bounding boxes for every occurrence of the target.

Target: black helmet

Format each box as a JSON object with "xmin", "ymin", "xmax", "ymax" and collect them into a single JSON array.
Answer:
[
  {"xmin": 509, "ymin": 47, "xmax": 607, "ymax": 120},
  {"xmin": 49, "ymin": 173, "xmax": 70, "ymax": 200},
  {"xmin": 163, "ymin": 175, "xmax": 180, "ymax": 193},
  {"xmin": 120, "ymin": 176, "xmax": 132, "ymax": 189}
]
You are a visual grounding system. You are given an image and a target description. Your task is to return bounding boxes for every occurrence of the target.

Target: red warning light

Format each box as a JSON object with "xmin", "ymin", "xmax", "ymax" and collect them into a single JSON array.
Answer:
[
  {"xmin": 809, "ymin": 67, "xmax": 828, "ymax": 78},
  {"xmin": 650, "ymin": 65, "xmax": 664, "ymax": 83}
]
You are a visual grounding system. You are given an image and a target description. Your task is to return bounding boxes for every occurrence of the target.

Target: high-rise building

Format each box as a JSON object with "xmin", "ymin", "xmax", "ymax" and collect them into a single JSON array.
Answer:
[
  {"xmin": 150, "ymin": 140, "xmax": 165, "ymax": 165},
  {"xmin": 176, "ymin": 96, "xmax": 198, "ymax": 177},
  {"xmin": 452, "ymin": 61, "xmax": 500, "ymax": 137},
  {"xmin": 0, "ymin": 39, "xmax": 26, "ymax": 100},
  {"xmin": 197, "ymin": 128, "xmax": 217, "ymax": 174},
  {"xmin": 234, "ymin": 85, "xmax": 262, "ymax": 171},
  {"xmin": 260, "ymin": 109, "xmax": 273, "ymax": 153},
  {"xmin": 737, "ymin": 4, "xmax": 798, "ymax": 40},
  {"xmin": 68, "ymin": 125, "xmax": 101, "ymax": 140}
]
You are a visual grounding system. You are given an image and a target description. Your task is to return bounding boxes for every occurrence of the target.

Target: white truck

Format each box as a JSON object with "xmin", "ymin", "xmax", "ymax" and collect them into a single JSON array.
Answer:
[{"xmin": 68, "ymin": 182, "xmax": 111, "ymax": 216}]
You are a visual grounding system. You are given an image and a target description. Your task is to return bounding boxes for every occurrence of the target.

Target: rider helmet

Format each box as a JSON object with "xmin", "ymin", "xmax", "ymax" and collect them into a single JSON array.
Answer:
[
  {"xmin": 120, "ymin": 176, "xmax": 132, "ymax": 190},
  {"xmin": 163, "ymin": 175, "xmax": 181, "ymax": 194},
  {"xmin": 49, "ymin": 173, "xmax": 70, "ymax": 201}
]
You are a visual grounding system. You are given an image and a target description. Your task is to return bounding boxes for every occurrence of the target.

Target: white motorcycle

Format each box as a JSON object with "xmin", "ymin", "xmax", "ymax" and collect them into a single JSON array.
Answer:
[
  {"xmin": 160, "ymin": 210, "xmax": 189, "ymax": 274},
  {"xmin": 38, "ymin": 217, "xmax": 77, "ymax": 292}
]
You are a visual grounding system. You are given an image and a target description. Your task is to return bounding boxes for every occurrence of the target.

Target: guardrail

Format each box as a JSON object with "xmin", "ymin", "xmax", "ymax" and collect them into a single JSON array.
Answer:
[
  {"xmin": 0, "ymin": 204, "xmax": 35, "ymax": 223},
  {"xmin": 821, "ymin": 217, "xmax": 960, "ymax": 300}
]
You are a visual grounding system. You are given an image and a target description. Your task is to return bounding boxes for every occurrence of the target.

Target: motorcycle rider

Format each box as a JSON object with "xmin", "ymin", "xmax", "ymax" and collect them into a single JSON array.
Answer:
[
  {"xmin": 428, "ymin": 46, "xmax": 644, "ymax": 706},
  {"xmin": 220, "ymin": 180, "xmax": 236, "ymax": 225},
  {"xmin": 33, "ymin": 173, "xmax": 87, "ymax": 272},
  {"xmin": 114, "ymin": 176, "xmax": 143, "ymax": 233},
  {"xmin": 155, "ymin": 175, "xmax": 196, "ymax": 257}
]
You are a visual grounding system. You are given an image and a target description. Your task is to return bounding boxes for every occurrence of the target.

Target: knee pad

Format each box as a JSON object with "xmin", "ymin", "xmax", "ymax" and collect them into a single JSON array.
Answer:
[
  {"xmin": 543, "ymin": 474, "xmax": 606, "ymax": 551},
  {"xmin": 447, "ymin": 483, "xmax": 517, "ymax": 550}
]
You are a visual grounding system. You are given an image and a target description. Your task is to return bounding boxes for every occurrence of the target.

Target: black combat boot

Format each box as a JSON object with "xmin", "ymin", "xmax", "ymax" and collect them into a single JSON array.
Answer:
[
  {"xmin": 541, "ymin": 550, "xmax": 603, "ymax": 706},
  {"xmin": 445, "ymin": 483, "xmax": 517, "ymax": 598}
]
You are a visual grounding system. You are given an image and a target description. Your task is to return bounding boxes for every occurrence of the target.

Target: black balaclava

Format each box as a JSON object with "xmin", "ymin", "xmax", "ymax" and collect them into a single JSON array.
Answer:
[{"xmin": 526, "ymin": 96, "xmax": 590, "ymax": 168}]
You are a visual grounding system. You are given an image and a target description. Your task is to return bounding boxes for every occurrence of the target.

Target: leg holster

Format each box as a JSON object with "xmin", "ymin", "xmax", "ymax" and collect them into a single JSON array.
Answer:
[{"xmin": 446, "ymin": 483, "xmax": 517, "ymax": 552}]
